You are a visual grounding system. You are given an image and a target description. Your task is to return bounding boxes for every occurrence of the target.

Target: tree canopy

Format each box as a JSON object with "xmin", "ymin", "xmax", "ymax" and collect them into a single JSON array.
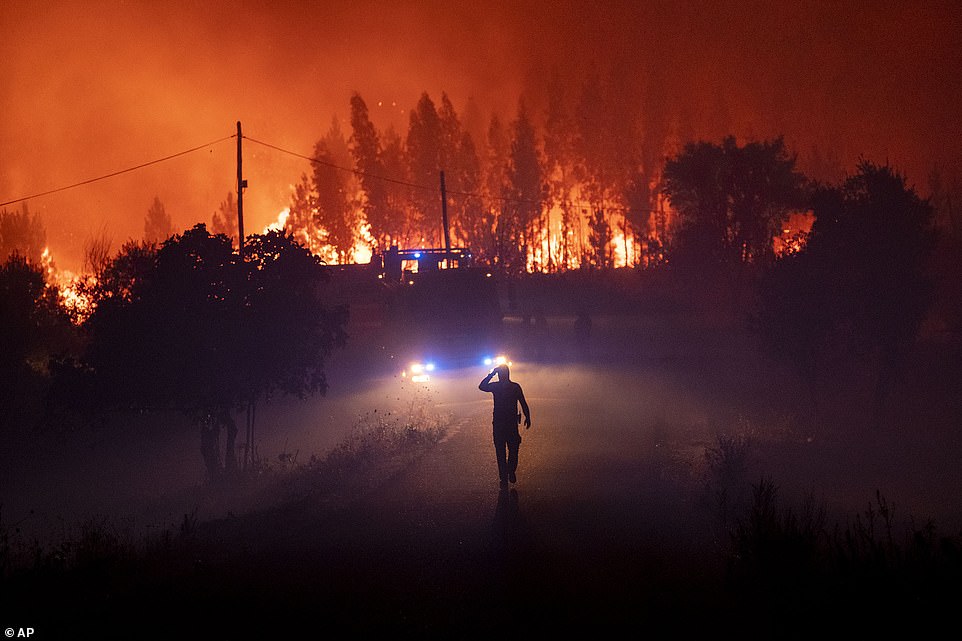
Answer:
[
  {"xmin": 662, "ymin": 136, "xmax": 808, "ymax": 267},
  {"xmin": 144, "ymin": 196, "xmax": 173, "ymax": 244},
  {"xmin": 78, "ymin": 224, "xmax": 348, "ymax": 416},
  {"xmin": 753, "ymin": 161, "xmax": 937, "ymax": 431},
  {"xmin": 0, "ymin": 203, "xmax": 46, "ymax": 264}
]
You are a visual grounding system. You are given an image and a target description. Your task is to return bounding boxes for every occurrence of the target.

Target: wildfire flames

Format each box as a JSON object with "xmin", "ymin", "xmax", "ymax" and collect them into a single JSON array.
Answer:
[
  {"xmin": 42, "ymin": 247, "xmax": 95, "ymax": 323},
  {"xmin": 263, "ymin": 207, "xmax": 374, "ymax": 265},
  {"xmin": 773, "ymin": 212, "xmax": 815, "ymax": 257}
]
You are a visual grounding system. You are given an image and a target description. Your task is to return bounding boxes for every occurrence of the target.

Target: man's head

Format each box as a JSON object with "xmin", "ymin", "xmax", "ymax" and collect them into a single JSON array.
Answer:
[{"xmin": 496, "ymin": 364, "xmax": 510, "ymax": 381}]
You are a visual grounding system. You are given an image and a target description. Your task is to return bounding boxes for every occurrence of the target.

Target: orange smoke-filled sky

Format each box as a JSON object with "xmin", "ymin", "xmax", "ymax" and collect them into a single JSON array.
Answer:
[{"xmin": 1, "ymin": 0, "xmax": 960, "ymax": 271}]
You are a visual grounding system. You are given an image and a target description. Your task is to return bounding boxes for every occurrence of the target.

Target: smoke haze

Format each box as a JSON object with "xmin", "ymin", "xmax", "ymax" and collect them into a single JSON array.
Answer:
[{"xmin": 2, "ymin": 0, "xmax": 960, "ymax": 271}]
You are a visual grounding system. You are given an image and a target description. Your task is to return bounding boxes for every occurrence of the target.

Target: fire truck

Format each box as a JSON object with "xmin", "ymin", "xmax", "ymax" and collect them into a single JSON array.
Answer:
[
  {"xmin": 379, "ymin": 245, "xmax": 506, "ymax": 380},
  {"xmin": 319, "ymin": 243, "xmax": 506, "ymax": 381}
]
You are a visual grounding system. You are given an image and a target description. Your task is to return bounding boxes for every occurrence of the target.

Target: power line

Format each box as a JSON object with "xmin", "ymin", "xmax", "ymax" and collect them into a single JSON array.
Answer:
[
  {"xmin": 243, "ymin": 135, "xmax": 436, "ymax": 193},
  {"xmin": 0, "ymin": 135, "xmax": 236, "ymax": 208},
  {"xmin": 0, "ymin": 127, "xmax": 662, "ymax": 218}
]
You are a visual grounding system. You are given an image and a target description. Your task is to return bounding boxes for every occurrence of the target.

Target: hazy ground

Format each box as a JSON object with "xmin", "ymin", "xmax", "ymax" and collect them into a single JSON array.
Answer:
[{"xmin": 2, "ymin": 272, "xmax": 962, "ymax": 636}]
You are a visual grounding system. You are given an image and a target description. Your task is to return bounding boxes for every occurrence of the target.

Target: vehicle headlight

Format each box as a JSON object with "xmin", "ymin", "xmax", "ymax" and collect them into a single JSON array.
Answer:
[{"xmin": 403, "ymin": 361, "xmax": 435, "ymax": 383}]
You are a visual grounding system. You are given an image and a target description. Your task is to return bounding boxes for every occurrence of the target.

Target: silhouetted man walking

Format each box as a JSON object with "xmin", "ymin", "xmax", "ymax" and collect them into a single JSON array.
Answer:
[{"xmin": 479, "ymin": 364, "xmax": 531, "ymax": 489}]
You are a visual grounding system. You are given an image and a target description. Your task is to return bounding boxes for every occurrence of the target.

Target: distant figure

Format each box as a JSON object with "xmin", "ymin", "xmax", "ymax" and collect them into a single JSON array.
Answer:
[
  {"xmin": 533, "ymin": 308, "xmax": 549, "ymax": 360},
  {"xmin": 199, "ymin": 410, "xmax": 222, "ymax": 482},
  {"xmin": 573, "ymin": 308, "xmax": 592, "ymax": 360},
  {"xmin": 479, "ymin": 364, "xmax": 532, "ymax": 490},
  {"xmin": 521, "ymin": 312, "xmax": 533, "ymax": 358}
]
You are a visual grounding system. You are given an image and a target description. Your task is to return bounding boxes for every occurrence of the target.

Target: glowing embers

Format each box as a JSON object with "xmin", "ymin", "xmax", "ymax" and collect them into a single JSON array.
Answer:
[{"xmin": 402, "ymin": 360, "xmax": 436, "ymax": 383}]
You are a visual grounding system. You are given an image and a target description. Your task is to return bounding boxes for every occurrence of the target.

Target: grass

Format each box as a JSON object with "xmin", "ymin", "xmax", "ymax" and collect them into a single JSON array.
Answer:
[
  {"xmin": 0, "ymin": 390, "xmax": 451, "ymax": 636},
  {"xmin": 282, "ymin": 386, "xmax": 449, "ymax": 504},
  {"xmin": 3, "ymin": 392, "xmax": 962, "ymax": 635},
  {"xmin": 697, "ymin": 427, "xmax": 962, "ymax": 637}
]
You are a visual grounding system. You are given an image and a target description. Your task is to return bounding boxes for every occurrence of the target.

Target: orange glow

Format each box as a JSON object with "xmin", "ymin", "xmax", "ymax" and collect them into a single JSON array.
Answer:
[
  {"xmin": 353, "ymin": 223, "xmax": 374, "ymax": 265},
  {"xmin": 2, "ymin": 4, "xmax": 955, "ymax": 273},
  {"xmin": 42, "ymin": 246, "xmax": 95, "ymax": 323},
  {"xmin": 266, "ymin": 206, "xmax": 374, "ymax": 266},
  {"xmin": 774, "ymin": 211, "xmax": 815, "ymax": 257},
  {"xmin": 263, "ymin": 208, "xmax": 290, "ymax": 234},
  {"xmin": 57, "ymin": 276, "xmax": 96, "ymax": 324}
]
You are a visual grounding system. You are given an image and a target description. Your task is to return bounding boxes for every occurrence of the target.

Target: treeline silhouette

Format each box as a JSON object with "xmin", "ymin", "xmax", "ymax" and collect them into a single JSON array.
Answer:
[
  {"xmin": 269, "ymin": 88, "xmax": 958, "ymax": 280},
  {"xmin": 1, "ymin": 132, "xmax": 961, "ymax": 637},
  {"xmin": 1, "ymin": 224, "xmax": 348, "ymax": 482},
  {"xmin": 0, "ymin": 130, "xmax": 957, "ymax": 470}
]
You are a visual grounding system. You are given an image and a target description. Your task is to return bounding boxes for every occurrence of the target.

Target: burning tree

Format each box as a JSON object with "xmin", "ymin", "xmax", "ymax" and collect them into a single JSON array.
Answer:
[
  {"xmin": 286, "ymin": 119, "xmax": 363, "ymax": 264},
  {"xmin": 350, "ymin": 92, "xmax": 394, "ymax": 252},
  {"xmin": 501, "ymin": 100, "xmax": 543, "ymax": 274},
  {"xmin": 543, "ymin": 70, "xmax": 578, "ymax": 269},
  {"xmin": 406, "ymin": 93, "xmax": 445, "ymax": 246},
  {"xmin": 295, "ymin": 91, "xmax": 825, "ymax": 274}
]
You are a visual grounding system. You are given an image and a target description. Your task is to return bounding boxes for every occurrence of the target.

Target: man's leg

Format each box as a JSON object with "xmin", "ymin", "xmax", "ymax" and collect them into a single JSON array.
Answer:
[
  {"xmin": 506, "ymin": 438, "xmax": 520, "ymax": 483},
  {"xmin": 493, "ymin": 434, "xmax": 508, "ymax": 487}
]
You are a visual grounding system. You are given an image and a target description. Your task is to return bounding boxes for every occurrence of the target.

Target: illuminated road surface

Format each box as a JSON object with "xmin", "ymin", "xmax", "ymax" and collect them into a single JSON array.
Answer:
[{"xmin": 193, "ymin": 360, "xmax": 722, "ymax": 635}]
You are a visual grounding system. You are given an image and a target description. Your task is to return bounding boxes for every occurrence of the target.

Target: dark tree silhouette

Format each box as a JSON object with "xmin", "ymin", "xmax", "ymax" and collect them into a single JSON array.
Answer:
[
  {"xmin": 543, "ymin": 69, "xmax": 577, "ymax": 268},
  {"xmin": 754, "ymin": 161, "xmax": 937, "ymax": 432},
  {"xmin": 586, "ymin": 208, "xmax": 613, "ymax": 269},
  {"xmin": 437, "ymin": 93, "xmax": 462, "ymax": 178},
  {"xmin": 211, "ymin": 191, "xmax": 239, "ymax": 244},
  {"xmin": 231, "ymin": 229, "xmax": 349, "ymax": 470},
  {"xmin": 350, "ymin": 92, "xmax": 392, "ymax": 252},
  {"xmin": 82, "ymin": 227, "xmax": 113, "ymax": 277},
  {"xmin": 73, "ymin": 224, "xmax": 348, "ymax": 480},
  {"xmin": 312, "ymin": 119, "xmax": 358, "ymax": 263},
  {"xmin": 0, "ymin": 203, "xmax": 46, "ymax": 264},
  {"xmin": 406, "ymin": 92, "xmax": 444, "ymax": 245},
  {"xmin": 285, "ymin": 119, "xmax": 360, "ymax": 263},
  {"xmin": 484, "ymin": 114, "xmax": 510, "ymax": 268},
  {"xmin": 437, "ymin": 94, "xmax": 486, "ymax": 260},
  {"xmin": 144, "ymin": 196, "xmax": 173, "ymax": 244},
  {"xmin": 450, "ymin": 129, "xmax": 489, "ymax": 261},
  {"xmin": 379, "ymin": 126, "xmax": 413, "ymax": 246},
  {"xmin": 663, "ymin": 136, "xmax": 807, "ymax": 268},
  {"xmin": 502, "ymin": 100, "xmax": 543, "ymax": 273},
  {"xmin": 624, "ymin": 172, "xmax": 655, "ymax": 266},
  {"xmin": 0, "ymin": 254, "xmax": 70, "ymax": 408},
  {"xmin": 573, "ymin": 68, "xmax": 638, "ymax": 268}
]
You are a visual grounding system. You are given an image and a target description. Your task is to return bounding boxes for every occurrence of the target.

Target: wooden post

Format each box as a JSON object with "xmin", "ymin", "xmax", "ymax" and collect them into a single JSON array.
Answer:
[
  {"xmin": 439, "ymin": 170, "xmax": 451, "ymax": 252},
  {"xmin": 236, "ymin": 121, "xmax": 246, "ymax": 258}
]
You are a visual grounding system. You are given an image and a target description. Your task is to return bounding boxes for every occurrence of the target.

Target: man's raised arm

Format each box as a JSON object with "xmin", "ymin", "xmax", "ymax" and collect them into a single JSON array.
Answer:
[{"xmin": 479, "ymin": 369, "xmax": 497, "ymax": 392}]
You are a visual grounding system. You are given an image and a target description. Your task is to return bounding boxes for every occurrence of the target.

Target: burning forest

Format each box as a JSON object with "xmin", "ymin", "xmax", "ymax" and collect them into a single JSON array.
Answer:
[{"xmin": 2, "ymin": 1, "xmax": 962, "ymax": 637}]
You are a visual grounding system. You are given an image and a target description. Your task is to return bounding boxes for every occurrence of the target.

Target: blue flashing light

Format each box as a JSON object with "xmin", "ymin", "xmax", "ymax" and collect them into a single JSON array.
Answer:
[{"xmin": 414, "ymin": 252, "xmax": 421, "ymax": 258}]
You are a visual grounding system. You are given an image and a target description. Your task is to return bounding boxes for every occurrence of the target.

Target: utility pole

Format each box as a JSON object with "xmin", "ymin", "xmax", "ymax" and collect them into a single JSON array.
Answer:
[
  {"xmin": 439, "ymin": 170, "xmax": 451, "ymax": 252},
  {"xmin": 236, "ymin": 121, "xmax": 247, "ymax": 258},
  {"xmin": 236, "ymin": 121, "xmax": 253, "ymax": 471}
]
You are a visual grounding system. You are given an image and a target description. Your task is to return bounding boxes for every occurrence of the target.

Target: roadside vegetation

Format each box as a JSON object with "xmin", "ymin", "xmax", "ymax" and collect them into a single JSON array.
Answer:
[
  {"xmin": 1, "ymin": 120, "xmax": 959, "ymax": 634},
  {"xmin": 0, "ymin": 389, "xmax": 450, "ymax": 635}
]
